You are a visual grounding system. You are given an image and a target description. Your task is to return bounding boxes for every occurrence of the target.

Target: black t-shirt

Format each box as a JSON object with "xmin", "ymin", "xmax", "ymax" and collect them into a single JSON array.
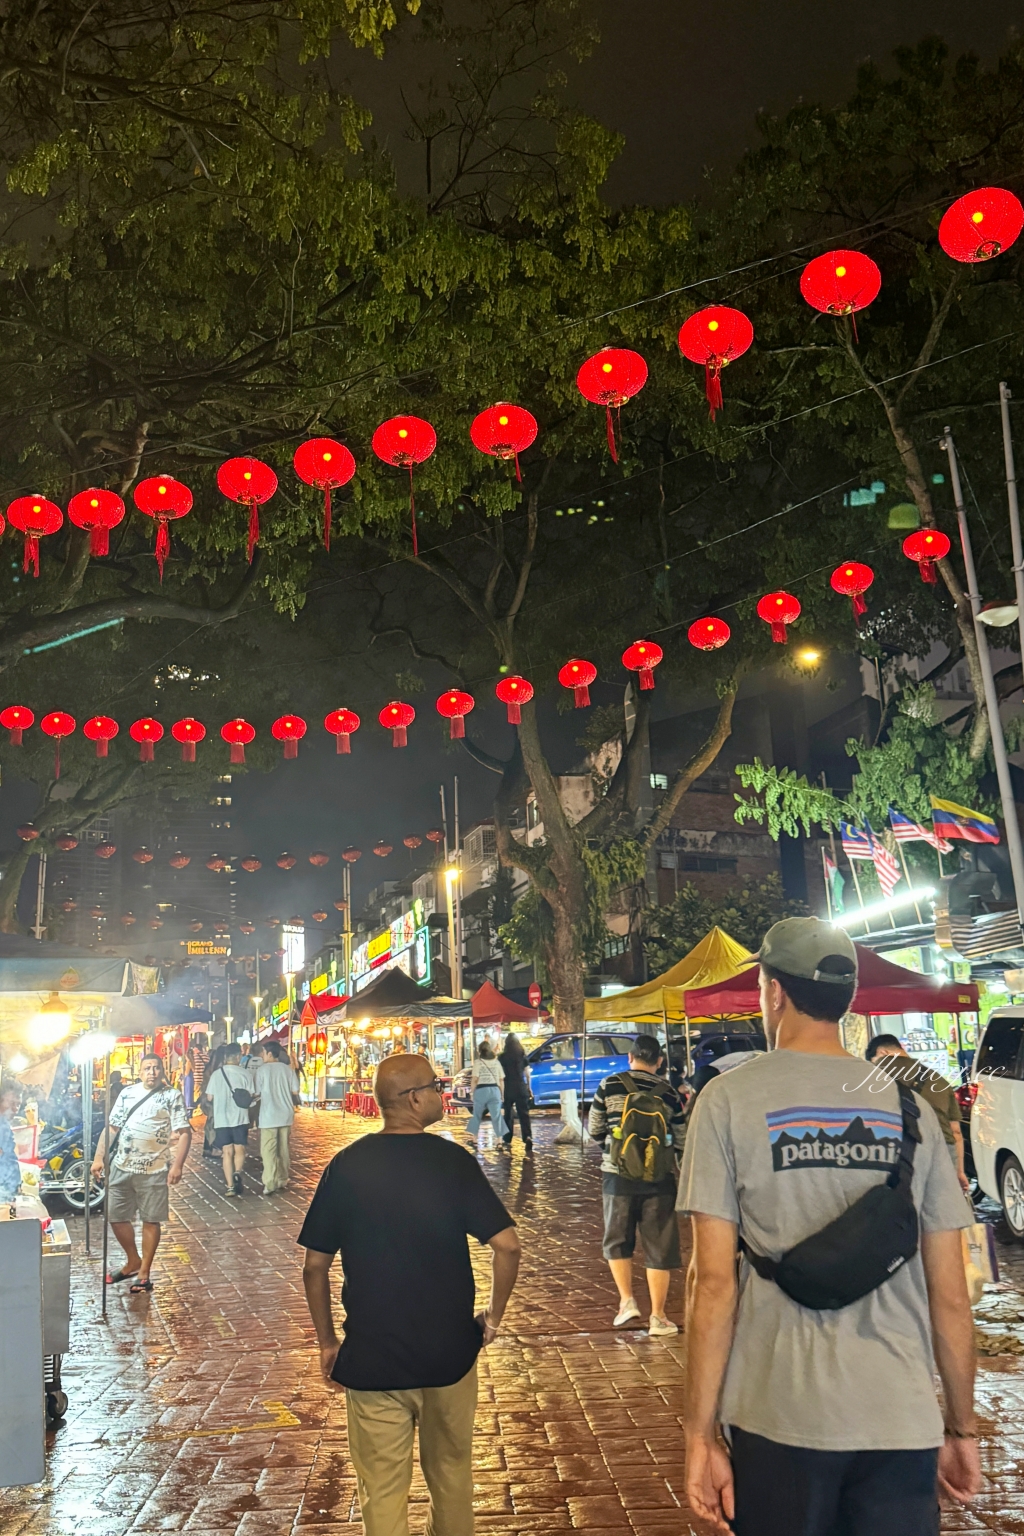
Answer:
[{"xmin": 297, "ymin": 1132, "xmax": 513, "ymax": 1391}]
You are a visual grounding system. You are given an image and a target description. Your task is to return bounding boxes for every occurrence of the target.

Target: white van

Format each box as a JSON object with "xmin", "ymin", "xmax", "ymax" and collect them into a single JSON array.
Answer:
[{"xmin": 970, "ymin": 1007, "xmax": 1024, "ymax": 1236}]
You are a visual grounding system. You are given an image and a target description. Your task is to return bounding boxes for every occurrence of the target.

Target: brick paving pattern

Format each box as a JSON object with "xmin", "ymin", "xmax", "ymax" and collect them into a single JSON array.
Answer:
[{"xmin": 2, "ymin": 1107, "xmax": 1024, "ymax": 1534}]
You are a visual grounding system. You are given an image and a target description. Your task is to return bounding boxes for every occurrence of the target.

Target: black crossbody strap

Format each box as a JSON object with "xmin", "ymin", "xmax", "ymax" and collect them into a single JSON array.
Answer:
[{"xmin": 107, "ymin": 1085, "xmax": 164, "ymax": 1158}]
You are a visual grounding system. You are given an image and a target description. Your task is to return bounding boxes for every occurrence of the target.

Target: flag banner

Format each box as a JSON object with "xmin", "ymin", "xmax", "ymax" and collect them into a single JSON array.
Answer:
[
  {"xmin": 930, "ymin": 797, "xmax": 1000, "ymax": 845},
  {"xmin": 888, "ymin": 806, "xmax": 953, "ymax": 854},
  {"xmin": 872, "ymin": 840, "xmax": 901, "ymax": 899},
  {"xmin": 823, "ymin": 852, "xmax": 845, "ymax": 915},
  {"xmin": 840, "ymin": 821, "xmax": 874, "ymax": 860}
]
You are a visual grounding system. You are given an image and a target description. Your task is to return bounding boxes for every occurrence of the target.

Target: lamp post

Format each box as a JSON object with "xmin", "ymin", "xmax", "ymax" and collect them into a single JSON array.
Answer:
[{"xmin": 998, "ymin": 382, "xmax": 1024, "ymax": 671}]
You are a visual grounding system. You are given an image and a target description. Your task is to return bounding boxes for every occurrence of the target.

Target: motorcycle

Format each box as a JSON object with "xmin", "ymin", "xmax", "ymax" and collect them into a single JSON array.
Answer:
[{"xmin": 37, "ymin": 1118, "xmax": 105, "ymax": 1213}]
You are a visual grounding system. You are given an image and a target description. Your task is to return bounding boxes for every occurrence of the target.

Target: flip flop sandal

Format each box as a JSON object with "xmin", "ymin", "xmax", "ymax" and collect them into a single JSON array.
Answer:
[
  {"xmin": 129, "ymin": 1279, "xmax": 154, "ymax": 1294},
  {"xmin": 105, "ymin": 1269, "xmax": 139, "ymax": 1286}
]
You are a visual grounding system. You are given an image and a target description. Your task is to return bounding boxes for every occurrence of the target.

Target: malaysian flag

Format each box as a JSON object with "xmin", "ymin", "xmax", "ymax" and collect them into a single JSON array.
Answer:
[
  {"xmin": 888, "ymin": 806, "xmax": 952, "ymax": 855},
  {"xmin": 840, "ymin": 821, "xmax": 874, "ymax": 860}
]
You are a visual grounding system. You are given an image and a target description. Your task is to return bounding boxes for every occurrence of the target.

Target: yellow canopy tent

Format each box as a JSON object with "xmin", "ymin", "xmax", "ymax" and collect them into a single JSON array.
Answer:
[{"xmin": 584, "ymin": 926, "xmax": 753, "ymax": 1027}]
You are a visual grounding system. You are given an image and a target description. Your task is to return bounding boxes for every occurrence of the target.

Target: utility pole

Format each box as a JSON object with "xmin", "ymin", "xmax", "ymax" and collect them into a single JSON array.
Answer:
[
  {"xmin": 943, "ymin": 428, "xmax": 1024, "ymax": 928},
  {"xmin": 998, "ymin": 383, "xmax": 1024, "ymax": 682},
  {"xmin": 31, "ymin": 852, "xmax": 47, "ymax": 940},
  {"xmin": 453, "ymin": 776, "xmax": 464, "ymax": 999}
]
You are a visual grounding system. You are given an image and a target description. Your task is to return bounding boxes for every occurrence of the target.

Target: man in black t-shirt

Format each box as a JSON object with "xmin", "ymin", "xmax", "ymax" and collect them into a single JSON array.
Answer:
[{"xmin": 299, "ymin": 1053, "xmax": 520, "ymax": 1536}]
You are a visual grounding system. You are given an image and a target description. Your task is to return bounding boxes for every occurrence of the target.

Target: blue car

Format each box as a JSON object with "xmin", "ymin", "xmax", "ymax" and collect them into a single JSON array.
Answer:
[{"xmin": 525, "ymin": 1032, "xmax": 638, "ymax": 1106}]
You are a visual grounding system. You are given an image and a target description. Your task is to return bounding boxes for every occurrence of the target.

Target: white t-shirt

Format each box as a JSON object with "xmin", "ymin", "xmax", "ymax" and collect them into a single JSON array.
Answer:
[
  {"xmin": 255, "ymin": 1060, "xmax": 299, "ymax": 1127},
  {"xmin": 471, "ymin": 1058, "xmax": 504, "ymax": 1090},
  {"xmin": 207, "ymin": 1063, "xmax": 252, "ymax": 1129},
  {"xmin": 109, "ymin": 1082, "xmax": 190, "ymax": 1175}
]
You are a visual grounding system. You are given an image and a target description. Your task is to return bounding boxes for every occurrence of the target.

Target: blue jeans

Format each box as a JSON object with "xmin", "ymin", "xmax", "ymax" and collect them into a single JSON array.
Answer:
[{"xmin": 466, "ymin": 1086, "xmax": 507, "ymax": 1137}]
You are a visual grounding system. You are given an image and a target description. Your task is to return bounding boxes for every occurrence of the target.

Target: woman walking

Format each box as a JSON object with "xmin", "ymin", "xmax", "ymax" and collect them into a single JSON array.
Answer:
[
  {"xmin": 465, "ymin": 1039, "xmax": 508, "ymax": 1142},
  {"xmin": 499, "ymin": 1032, "xmax": 533, "ymax": 1149}
]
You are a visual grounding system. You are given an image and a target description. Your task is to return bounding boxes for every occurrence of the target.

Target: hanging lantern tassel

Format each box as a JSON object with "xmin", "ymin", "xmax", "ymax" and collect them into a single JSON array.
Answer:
[
  {"xmin": 139, "ymin": 740, "xmax": 154, "ymax": 763},
  {"xmin": 247, "ymin": 500, "xmax": 259, "ymax": 565},
  {"xmin": 704, "ymin": 360, "xmax": 724, "ymax": 418},
  {"xmin": 605, "ymin": 405, "xmax": 618, "ymax": 464},
  {"xmin": 408, "ymin": 468, "xmax": 418, "ymax": 558},
  {"xmin": 24, "ymin": 535, "xmax": 39, "ymax": 578},
  {"xmin": 181, "ymin": 741, "xmax": 196, "ymax": 763},
  {"xmin": 770, "ymin": 616, "xmax": 787, "ymax": 643},
  {"xmin": 54, "ymin": 740, "xmax": 61, "ymax": 778},
  {"xmin": 850, "ymin": 591, "xmax": 867, "ymax": 622},
  {"xmin": 323, "ymin": 486, "xmax": 332, "ymax": 553},
  {"xmin": 155, "ymin": 517, "xmax": 171, "ymax": 581}
]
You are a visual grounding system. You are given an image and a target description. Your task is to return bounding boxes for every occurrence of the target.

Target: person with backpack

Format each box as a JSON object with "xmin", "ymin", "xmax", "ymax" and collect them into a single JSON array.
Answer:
[
  {"xmin": 588, "ymin": 1033, "xmax": 685, "ymax": 1336},
  {"xmin": 680, "ymin": 917, "xmax": 981, "ymax": 1536},
  {"xmin": 203, "ymin": 1043, "xmax": 253, "ymax": 1197}
]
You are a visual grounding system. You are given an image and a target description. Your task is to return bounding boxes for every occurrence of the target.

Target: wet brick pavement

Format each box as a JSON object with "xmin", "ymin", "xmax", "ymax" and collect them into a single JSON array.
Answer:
[{"xmin": 2, "ymin": 1107, "xmax": 1024, "ymax": 1534}]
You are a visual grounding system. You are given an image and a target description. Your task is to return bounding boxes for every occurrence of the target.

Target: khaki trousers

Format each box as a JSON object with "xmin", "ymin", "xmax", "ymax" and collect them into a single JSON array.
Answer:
[
  {"xmin": 345, "ymin": 1362, "xmax": 477, "ymax": 1536},
  {"xmin": 259, "ymin": 1126, "xmax": 291, "ymax": 1191}
]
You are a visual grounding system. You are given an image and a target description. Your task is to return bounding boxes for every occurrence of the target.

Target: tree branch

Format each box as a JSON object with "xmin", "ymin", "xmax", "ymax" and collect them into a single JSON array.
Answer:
[{"xmin": 642, "ymin": 684, "xmax": 739, "ymax": 850}]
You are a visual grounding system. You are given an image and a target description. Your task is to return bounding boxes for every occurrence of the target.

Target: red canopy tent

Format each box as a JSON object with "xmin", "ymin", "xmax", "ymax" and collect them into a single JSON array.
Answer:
[
  {"xmin": 683, "ymin": 944, "xmax": 978, "ymax": 1018},
  {"xmin": 300, "ymin": 992, "xmax": 348, "ymax": 1030},
  {"xmin": 471, "ymin": 979, "xmax": 549, "ymax": 1025}
]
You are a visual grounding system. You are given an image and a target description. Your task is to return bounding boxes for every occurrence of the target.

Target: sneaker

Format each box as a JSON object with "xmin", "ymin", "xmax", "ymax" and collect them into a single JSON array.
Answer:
[
  {"xmin": 524, "ymin": 1139, "xmax": 534, "ymax": 1150},
  {"xmin": 224, "ymin": 1187, "xmax": 237, "ymax": 1198},
  {"xmin": 614, "ymin": 1298, "xmax": 642, "ymax": 1328},
  {"xmin": 648, "ymin": 1315, "xmax": 679, "ymax": 1337},
  {"xmin": 234, "ymin": 1174, "xmax": 244, "ymax": 1196}
]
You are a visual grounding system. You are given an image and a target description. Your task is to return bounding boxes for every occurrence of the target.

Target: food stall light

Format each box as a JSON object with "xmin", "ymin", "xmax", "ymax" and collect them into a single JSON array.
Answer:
[
  {"xmin": 833, "ymin": 886, "xmax": 936, "ymax": 929},
  {"xmin": 30, "ymin": 992, "xmax": 72, "ymax": 1047},
  {"xmin": 69, "ymin": 1030, "xmax": 117, "ymax": 1064},
  {"xmin": 360, "ymin": 1017, "xmax": 371, "ymax": 1029},
  {"xmin": 6, "ymin": 1053, "xmax": 29, "ymax": 1073},
  {"xmin": 351, "ymin": 1036, "xmax": 364, "ymax": 1047}
]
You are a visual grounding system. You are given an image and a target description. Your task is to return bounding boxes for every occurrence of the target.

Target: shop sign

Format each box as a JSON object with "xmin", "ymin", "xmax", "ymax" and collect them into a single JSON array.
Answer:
[
  {"xmin": 353, "ymin": 923, "xmax": 431, "ymax": 993},
  {"xmin": 351, "ymin": 899, "xmax": 424, "ymax": 981},
  {"xmin": 310, "ymin": 973, "xmax": 329, "ymax": 995},
  {"xmin": 187, "ymin": 940, "xmax": 230, "ymax": 956},
  {"xmin": 281, "ymin": 924, "xmax": 305, "ymax": 974},
  {"xmin": 271, "ymin": 997, "xmax": 288, "ymax": 1020}
]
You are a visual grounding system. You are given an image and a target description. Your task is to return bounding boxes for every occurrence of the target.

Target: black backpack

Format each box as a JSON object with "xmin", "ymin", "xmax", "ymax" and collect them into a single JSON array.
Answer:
[{"xmin": 740, "ymin": 1080, "xmax": 921, "ymax": 1311}]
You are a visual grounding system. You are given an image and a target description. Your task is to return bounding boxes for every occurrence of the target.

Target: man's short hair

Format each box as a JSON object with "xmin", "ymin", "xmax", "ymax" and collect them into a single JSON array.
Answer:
[
  {"xmin": 762, "ymin": 961, "xmax": 856, "ymax": 1024},
  {"xmin": 140, "ymin": 1052, "xmax": 164, "ymax": 1068},
  {"xmin": 865, "ymin": 1033, "xmax": 905, "ymax": 1061},
  {"xmin": 628, "ymin": 1034, "xmax": 662, "ymax": 1067},
  {"xmin": 224, "ymin": 1045, "xmax": 241, "ymax": 1060}
]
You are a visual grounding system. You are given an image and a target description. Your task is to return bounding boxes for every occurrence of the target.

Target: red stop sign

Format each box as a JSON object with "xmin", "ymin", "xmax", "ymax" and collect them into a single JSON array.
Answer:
[{"xmin": 528, "ymin": 982, "xmax": 542, "ymax": 1008}]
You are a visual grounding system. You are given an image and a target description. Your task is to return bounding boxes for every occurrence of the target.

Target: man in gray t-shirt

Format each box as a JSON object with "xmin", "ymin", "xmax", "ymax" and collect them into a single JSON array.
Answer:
[{"xmin": 680, "ymin": 917, "xmax": 981, "ymax": 1536}]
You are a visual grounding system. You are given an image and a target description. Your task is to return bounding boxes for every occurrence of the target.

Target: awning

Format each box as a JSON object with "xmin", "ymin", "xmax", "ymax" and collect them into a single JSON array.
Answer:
[
  {"xmin": 300, "ymin": 993, "xmax": 349, "ymax": 1029},
  {"xmin": 471, "ymin": 979, "xmax": 549, "ymax": 1025},
  {"xmin": 683, "ymin": 944, "xmax": 980, "ymax": 1018},
  {"xmin": 584, "ymin": 927, "xmax": 754, "ymax": 1025}
]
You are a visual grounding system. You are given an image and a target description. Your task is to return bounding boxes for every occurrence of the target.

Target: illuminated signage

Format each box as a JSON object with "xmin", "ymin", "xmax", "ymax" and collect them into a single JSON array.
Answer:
[
  {"xmin": 352, "ymin": 923, "xmax": 431, "ymax": 993},
  {"xmin": 310, "ymin": 973, "xmax": 329, "ymax": 995},
  {"xmin": 186, "ymin": 941, "xmax": 229, "ymax": 956},
  {"xmin": 281, "ymin": 924, "xmax": 305, "ymax": 975},
  {"xmin": 351, "ymin": 900, "xmax": 424, "ymax": 982},
  {"xmin": 271, "ymin": 997, "xmax": 288, "ymax": 1019}
]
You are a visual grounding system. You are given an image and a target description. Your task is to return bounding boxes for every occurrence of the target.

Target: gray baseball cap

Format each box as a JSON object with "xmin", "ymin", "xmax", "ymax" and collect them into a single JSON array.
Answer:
[{"xmin": 758, "ymin": 917, "xmax": 857, "ymax": 984}]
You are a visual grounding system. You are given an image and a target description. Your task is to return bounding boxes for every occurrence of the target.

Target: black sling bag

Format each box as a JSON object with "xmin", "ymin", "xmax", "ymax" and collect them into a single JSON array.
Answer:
[{"xmin": 739, "ymin": 1080, "xmax": 922, "ymax": 1311}]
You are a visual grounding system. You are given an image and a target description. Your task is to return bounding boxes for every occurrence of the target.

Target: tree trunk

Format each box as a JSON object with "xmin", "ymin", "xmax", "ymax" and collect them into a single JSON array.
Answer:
[{"xmin": 0, "ymin": 841, "xmax": 36, "ymax": 932}]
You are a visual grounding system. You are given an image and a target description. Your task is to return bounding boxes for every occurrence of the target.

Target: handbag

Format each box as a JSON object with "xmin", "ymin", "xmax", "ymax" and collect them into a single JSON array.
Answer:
[
  {"xmin": 740, "ymin": 1081, "xmax": 922, "ymax": 1311},
  {"xmin": 220, "ymin": 1064, "xmax": 253, "ymax": 1111}
]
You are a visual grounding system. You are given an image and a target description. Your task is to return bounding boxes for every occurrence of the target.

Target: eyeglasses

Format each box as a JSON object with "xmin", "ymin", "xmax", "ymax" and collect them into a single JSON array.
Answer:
[{"xmin": 395, "ymin": 1076, "xmax": 445, "ymax": 1098}]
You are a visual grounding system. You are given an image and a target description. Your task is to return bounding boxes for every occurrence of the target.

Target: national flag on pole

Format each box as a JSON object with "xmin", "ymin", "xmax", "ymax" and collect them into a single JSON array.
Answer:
[
  {"xmin": 823, "ymin": 852, "xmax": 845, "ymax": 915},
  {"xmin": 888, "ymin": 806, "xmax": 953, "ymax": 855},
  {"xmin": 840, "ymin": 821, "xmax": 874, "ymax": 860},
  {"xmin": 871, "ymin": 838, "xmax": 901, "ymax": 899},
  {"xmin": 929, "ymin": 796, "xmax": 1000, "ymax": 845}
]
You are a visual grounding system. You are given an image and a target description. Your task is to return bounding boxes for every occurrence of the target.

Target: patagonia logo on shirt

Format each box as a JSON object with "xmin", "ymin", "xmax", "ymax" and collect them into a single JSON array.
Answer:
[{"xmin": 766, "ymin": 1106, "xmax": 903, "ymax": 1173}]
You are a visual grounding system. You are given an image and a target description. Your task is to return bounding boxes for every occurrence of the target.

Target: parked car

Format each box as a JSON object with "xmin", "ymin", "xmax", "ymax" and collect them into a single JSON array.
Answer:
[
  {"xmin": 970, "ymin": 1008, "xmax": 1024, "ymax": 1234},
  {"xmin": 525, "ymin": 1032, "xmax": 638, "ymax": 1106}
]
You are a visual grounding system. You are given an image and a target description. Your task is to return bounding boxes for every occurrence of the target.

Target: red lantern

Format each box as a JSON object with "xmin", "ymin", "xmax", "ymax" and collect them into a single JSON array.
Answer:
[
  {"xmin": 133, "ymin": 847, "xmax": 154, "ymax": 864},
  {"xmin": 55, "ymin": 833, "xmax": 78, "ymax": 851},
  {"xmin": 830, "ymin": 561, "xmax": 875, "ymax": 624},
  {"xmin": 169, "ymin": 853, "xmax": 191, "ymax": 869},
  {"xmin": 470, "ymin": 404, "xmax": 538, "ymax": 483},
  {"xmin": 576, "ymin": 347, "xmax": 648, "ymax": 462},
  {"xmin": 688, "ymin": 617, "xmax": 731, "ymax": 651},
  {"xmin": 436, "ymin": 689, "xmax": 475, "ymax": 739},
  {"xmin": 799, "ymin": 251, "xmax": 881, "ymax": 339},
  {"xmin": 334, "ymin": 898, "xmax": 348, "ymax": 911},
  {"xmin": 130, "ymin": 717, "xmax": 164, "ymax": 762},
  {"xmin": 277, "ymin": 852, "xmax": 297, "ymax": 870},
  {"xmin": 206, "ymin": 855, "xmax": 226, "ymax": 871},
  {"xmin": 293, "ymin": 437, "xmax": 356, "ymax": 552},
  {"xmin": 148, "ymin": 917, "xmax": 163, "ymax": 930},
  {"xmin": 309, "ymin": 851, "xmax": 329, "ymax": 867},
  {"xmin": 558, "ymin": 658, "xmax": 597, "ymax": 708},
  {"xmin": 0, "ymin": 705, "xmax": 34, "ymax": 745},
  {"xmin": 7, "ymin": 496, "xmax": 62, "ymax": 577},
  {"xmin": 313, "ymin": 1030, "xmax": 328, "ymax": 1056},
  {"xmin": 62, "ymin": 899, "xmax": 77, "ymax": 913},
  {"xmin": 939, "ymin": 187, "xmax": 1024, "ymax": 264},
  {"xmin": 622, "ymin": 640, "xmax": 663, "ymax": 690},
  {"xmin": 239, "ymin": 921, "xmax": 255, "ymax": 935},
  {"xmin": 324, "ymin": 707, "xmax": 360, "ymax": 755},
  {"xmin": 95, "ymin": 842, "xmax": 116, "ymax": 859},
  {"xmin": 68, "ymin": 488, "xmax": 125, "ymax": 558},
  {"xmin": 903, "ymin": 528, "xmax": 951, "ymax": 584},
  {"xmin": 342, "ymin": 846, "xmax": 362, "ymax": 863},
  {"xmin": 495, "ymin": 674, "xmax": 533, "ymax": 724},
  {"xmin": 171, "ymin": 717, "xmax": 206, "ymax": 762},
  {"xmin": 403, "ymin": 834, "xmax": 423, "ymax": 850},
  {"xmin": 216, "ymin": 457, "xmax": 278, "ymax": 563},
  {"xmin": 83, "ymin": 715, "xmax": 119, "ymax": 757},
  {"xmin": 133, "ymin": 476, "xmax": 193, "ymax": 581},
  {"xmin": 371, "ymin": 416, "xmax": 436, "ymax": 556},
  {"xmin": 241, "ymin": 855, "xmax": 262, "ymax": 872},
  {"xmin": 17, "ymin": 824, "xmax": 39, "ymax": 841},
  {"xmin": 121, "ymin": 912, "xmax": 136, "ymax": 927},
  {"xmin": 425, "ymin": 827, "xmax": 445, "ymax": 844},
  {"xmin": 379, "ymin": 700, "xmax": 415, "ymax": 747},
  {"xmin": 221, "ymin": 717, "xmax": 256, "ymax": 764},
  {"xmin": 40, "ymin": 710, "xmax": 75, "ymax": 778},
  {"xmin": 678, "ymin": 306, "xmax": 754, "ymax": 419},
  {"xmin": 374, "ymin": 839, "xmax": 393, "ymax": 857},
  {"xmin": 757, "ymin": 591, "xmax": 801, "ymax": 644},
  {"xmin": 312, "ymin": 909, "xmax": 328, "ymax": 923},
  {"xmin": 271, "ymin": 714, "xmax": 307, "ymax": 760}
]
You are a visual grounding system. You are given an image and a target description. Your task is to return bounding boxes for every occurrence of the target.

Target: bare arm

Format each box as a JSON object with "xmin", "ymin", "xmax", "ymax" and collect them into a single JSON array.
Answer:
[
  {"xmin": 302, "ymin": 1248, "xmax": 341, "ymax": 1382},
  {"xmin": 950, "ymin": 1123, "xmax": 969, "ymax": 1191},
  {"xmin": 684, "ymin": 1213, "xmax": 740, "ymax": 1534},
  {"xmin": 922, "ymin": 1227, "xmax": 982, "ymax": 1504},
  {"xmin": 479, "ymin": 1225, "xmax": 521, "ymax": 1344},
  {"xmin": 167, "ymin": 1126, "xmax": 192, "ymax": 1185}
]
